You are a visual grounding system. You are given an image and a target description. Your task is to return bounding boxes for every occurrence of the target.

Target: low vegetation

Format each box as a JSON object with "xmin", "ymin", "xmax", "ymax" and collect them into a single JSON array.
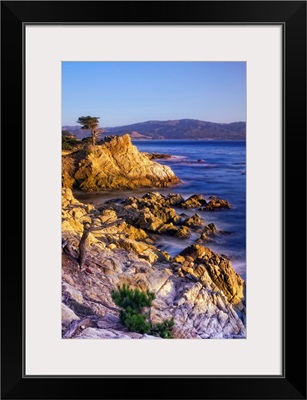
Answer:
[
  {"xmin": 62, "ymin": 130, "xmax": 80, "ymax": 150},
  {"xmin": 111, "ymin": 284, "xmax": 174, "ymax": 338}
]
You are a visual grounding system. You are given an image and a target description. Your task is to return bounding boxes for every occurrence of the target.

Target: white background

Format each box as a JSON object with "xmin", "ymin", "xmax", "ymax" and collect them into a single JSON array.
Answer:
[{"xmin": 26, "ymin": 25, "xmax": 282, "ymax": 376}]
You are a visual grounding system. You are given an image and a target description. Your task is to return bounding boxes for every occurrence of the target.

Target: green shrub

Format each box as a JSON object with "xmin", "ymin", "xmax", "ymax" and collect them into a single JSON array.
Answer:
[
  {"xmin": 111, "ymin": 284, "xmax": 174, "ymax": 338},
  {"xmin": 111, "ymin": 284, "xmax": 155, "ymax": 313},
  {"xmin": 62, "ymin": 134, "xmax": 79, "ymax": 150},
  {"xmin": 151, "ymin": 318, "xmax": 175, "ymax": 339},
  {"xmin": 62, "ymin": 141, "xmax": 73, "ymax": 150},
  {"xmin": 120, "ymin": 307, "xmax": 151, "ymax": 334}
]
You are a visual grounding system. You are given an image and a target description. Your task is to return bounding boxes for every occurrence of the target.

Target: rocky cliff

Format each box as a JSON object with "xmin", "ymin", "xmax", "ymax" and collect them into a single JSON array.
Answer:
[
  {"xmin": 62, "ymin": 134, "xmax": 180, "ymax": 191},
  {"xmin": 62, "ymin": 189, "xmax": 246, "ymax": 339}
]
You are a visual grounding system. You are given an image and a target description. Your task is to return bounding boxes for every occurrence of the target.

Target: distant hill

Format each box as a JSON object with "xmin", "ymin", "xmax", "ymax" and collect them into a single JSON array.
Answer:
[{"xmin": 63, "ymin": 119, "xmax": 246, "ymax": 140}]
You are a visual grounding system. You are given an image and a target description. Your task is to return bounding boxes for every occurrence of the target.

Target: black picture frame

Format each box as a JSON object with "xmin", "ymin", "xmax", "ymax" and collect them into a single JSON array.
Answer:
[{"xmin": 1, "ymin": 1, "xmax": 306, "ymax": 399}]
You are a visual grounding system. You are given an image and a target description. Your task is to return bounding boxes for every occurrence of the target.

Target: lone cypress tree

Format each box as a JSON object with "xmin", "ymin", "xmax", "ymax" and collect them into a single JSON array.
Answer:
[{"xmin": 77, "ymin": 116, "xmax": 104, "ymax": 146}]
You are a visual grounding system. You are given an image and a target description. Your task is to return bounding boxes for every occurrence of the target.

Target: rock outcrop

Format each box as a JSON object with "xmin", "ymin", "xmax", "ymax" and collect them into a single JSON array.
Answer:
[
  {"xmin": 143, "ymin": 152, "xmax": 171, "ymax": 160},
  {"xmin": 199, "ymin": 223, "xmax": 217, "ymax": 240},
  {"xmin": 62, "ymin": 189, "xmax": 246, "ymax": 339},
  {"xmin": 181, "ymin": 194, "xmax": 207, "ymax": 209},
  {"xmin": 62, "ymin": 135, "xmax": 180, "ymax": 191},
  {"xmin": 174, "ymin": 244, "xmax": 245, "ymax": 311},
  {"xmin": 183, "ymin": 213, "xmax": 205, "ymax": 229},
  {"xmin": 201, "ymin": 196, "xmax": 231, "ymax": 211}
]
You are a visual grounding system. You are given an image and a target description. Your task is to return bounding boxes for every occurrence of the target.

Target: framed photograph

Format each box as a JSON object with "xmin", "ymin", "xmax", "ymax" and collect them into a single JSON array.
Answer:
[{"xmin": 1, "ymin": 1, "xmax": 306, "ymax": 399}]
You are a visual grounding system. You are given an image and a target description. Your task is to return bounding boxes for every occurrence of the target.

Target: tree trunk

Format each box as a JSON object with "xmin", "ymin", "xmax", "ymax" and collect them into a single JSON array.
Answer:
[
  {"xmin": 78, "ymin": 227, "xmax": 91, "ymax": 270},
  {"xmin": 91, "ymin": 129, "xmax": 96, "ymax": 146}
]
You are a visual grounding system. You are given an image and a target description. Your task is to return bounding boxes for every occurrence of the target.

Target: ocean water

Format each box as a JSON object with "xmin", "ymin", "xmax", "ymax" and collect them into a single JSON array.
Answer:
[{"xmin": 75, "ymin": 140, "xmax": 246, "ymax": 280}]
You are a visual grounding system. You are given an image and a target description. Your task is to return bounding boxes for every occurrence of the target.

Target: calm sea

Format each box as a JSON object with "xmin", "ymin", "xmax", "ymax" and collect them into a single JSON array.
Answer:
[{"xmin": 75, "ymin": 140, "xmax": 246, "ymax": 280}]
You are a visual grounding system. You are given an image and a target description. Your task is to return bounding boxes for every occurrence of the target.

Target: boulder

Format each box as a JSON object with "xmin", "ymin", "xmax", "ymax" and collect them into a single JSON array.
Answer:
[
  {"xmin": 174, "ymin": 225, "xmax": 191, "ymax": 239},
  {"xmin": 117, "ymin": 238, "xmax": 169, "ymax": 264},
  {"xmin": 62, "ymin": 282, "xmax": 84, "ymax": 303},
  {"xmin": 183, "ymin": 213, "xmax": 205, "ymax": 228},
  {"xmin": 181, "ymin": 194, "xmax": 207, "ymax": 209},
  {"xmin": 201, "ymin": 196, "xmax": 231, "ymax": 211},
  {"xmin": 165, "ymin": 193, "xmax": 185, "ymax": 206},
  {"xmin": 178, "ymin": 244, "xmax": 245, "ymax": 308},
  {"xmin": 143, "ymin": 152, "xmax": 171, "ymax": 160},
  {"xmin": 157, "ymin": 223, "xmax": 179, "ymax": 236},
  {"xmin": 124, "ymin": 198, "xmax": 181, "ymax": 233},
  {"xmin": 117, "ymin": 222, "xmax": 148, "ymax": 241},
  {"xmin": 62, "ymin": 303, "xmax": 80, "ymax": 328},
  {"xmin": 199, "ymin": 223, "xmax": 217, "ymax": 240}
]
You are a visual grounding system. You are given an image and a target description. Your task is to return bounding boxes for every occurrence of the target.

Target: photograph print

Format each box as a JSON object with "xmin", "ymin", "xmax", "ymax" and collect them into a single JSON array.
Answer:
[{"xmin": 61, "ymin": 61, "xmax": 246, "ymax": 339}]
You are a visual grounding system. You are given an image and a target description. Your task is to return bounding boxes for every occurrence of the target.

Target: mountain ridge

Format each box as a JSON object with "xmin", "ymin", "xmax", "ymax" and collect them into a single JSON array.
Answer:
[{"xmin": 63, "ymin": 119, "xmax": 246, "ymax": 140}]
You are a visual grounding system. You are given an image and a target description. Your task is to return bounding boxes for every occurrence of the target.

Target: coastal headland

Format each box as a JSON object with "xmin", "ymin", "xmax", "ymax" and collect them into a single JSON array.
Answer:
[{"xmin": 62, "ymin": 135, "xmax": 246, "ymax": 339}]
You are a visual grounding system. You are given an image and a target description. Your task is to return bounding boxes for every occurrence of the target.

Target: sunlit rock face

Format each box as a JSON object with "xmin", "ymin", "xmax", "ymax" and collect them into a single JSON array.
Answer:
[{"xmin": 62, "ymin": 134, "xmax": 180, "ymax": 191}]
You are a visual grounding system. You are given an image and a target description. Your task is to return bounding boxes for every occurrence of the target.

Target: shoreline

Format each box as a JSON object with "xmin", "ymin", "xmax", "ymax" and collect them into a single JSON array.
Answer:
[
  {"xmin": 73, "ymin": 186, "xmax": 245, "ymax": 279},
  {"xmin": 62, "ymin": 137, "xmax": 246, "ymax": 338},
  {"xmin": 62, "ymin": 188, "xmax": 246, "ymax": 339}
]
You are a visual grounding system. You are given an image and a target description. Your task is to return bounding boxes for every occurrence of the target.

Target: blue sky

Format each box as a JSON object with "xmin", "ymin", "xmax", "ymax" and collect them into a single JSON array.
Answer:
[{"xmin": 62, "ymin": 62, "xmax": 246, "ymax": 127}]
